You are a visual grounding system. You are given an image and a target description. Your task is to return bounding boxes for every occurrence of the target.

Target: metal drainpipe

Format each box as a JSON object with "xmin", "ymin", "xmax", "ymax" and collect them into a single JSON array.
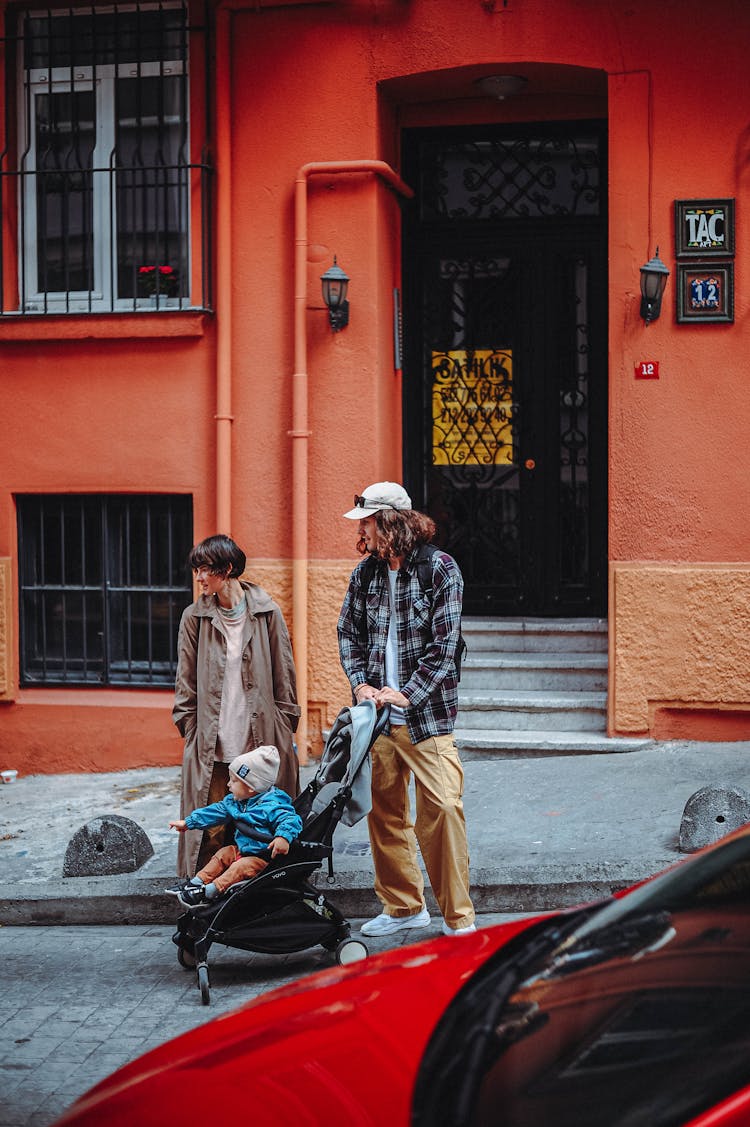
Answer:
[
  {"xmin": 214, "ymin": 0, "xmax": 338, "ymax": 536},
  {"xmin": 215, "ymin": 5, "xmax": 233, "ymax": 534},
  {"xmin": 292, "ymin": 161, "xmax": 413, "ymax": 763}
]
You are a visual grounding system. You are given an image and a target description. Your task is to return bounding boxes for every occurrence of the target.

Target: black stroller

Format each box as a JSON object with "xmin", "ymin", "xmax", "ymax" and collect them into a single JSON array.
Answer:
[{"xmin": 172, "ymin": 700, "xmax": 389, "ymax": 1004}]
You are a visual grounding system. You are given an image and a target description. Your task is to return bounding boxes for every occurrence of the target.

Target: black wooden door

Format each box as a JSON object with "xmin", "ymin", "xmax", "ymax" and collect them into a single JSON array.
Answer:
[{"xmin": 402, "ymin": 123, "xmax": 608, "ymax": 617}]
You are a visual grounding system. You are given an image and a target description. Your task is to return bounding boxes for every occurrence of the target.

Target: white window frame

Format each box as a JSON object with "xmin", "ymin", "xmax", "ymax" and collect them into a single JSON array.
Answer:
[{"xmin": 18, "ymin": 7, "xmax": 188, "ymax": 314}]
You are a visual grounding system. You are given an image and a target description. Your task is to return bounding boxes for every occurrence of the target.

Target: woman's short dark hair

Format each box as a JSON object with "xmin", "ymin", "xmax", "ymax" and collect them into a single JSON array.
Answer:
[{"xmin": 188, "ymin": 534, "xmax": 246, "ymax": 578}]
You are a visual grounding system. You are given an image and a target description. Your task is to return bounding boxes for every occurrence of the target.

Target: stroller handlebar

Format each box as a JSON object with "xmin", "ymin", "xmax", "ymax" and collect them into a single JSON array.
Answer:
[{"xmin": 370, "ymin": 701, "xmax": 391, "ymax": 741}]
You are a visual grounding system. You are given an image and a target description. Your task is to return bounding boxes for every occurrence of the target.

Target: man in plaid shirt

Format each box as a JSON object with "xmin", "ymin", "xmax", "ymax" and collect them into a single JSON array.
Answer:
[{"xmin": 338, "ymin": 481, "xmax": 476, "ymax": 938}]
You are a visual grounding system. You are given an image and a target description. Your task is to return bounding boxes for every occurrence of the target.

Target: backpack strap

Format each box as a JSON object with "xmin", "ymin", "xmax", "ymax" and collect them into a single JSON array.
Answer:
[
  {"xmin": 356, "ymin": 554, "xmax": 378, "ymax": 644},
  {"xmin": 414, "ymin": 543, "xmax": 467, "ymax": 679},
  {"xmin": 359, "ymin": 553, "xmax": 378, "ymax": 593},
  {"xmin": 414, "ymin": 543, "xmax": 438, "ymax": 599}
]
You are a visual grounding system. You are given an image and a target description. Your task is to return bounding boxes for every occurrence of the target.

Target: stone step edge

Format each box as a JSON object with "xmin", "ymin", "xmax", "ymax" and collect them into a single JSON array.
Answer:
[
  {"xmin": 454, "ymin": 728, "xmax": 653, "ymax": 755},
  {"xmin": 463, "ymin": 653, "xmax": 608, "ymax": 669},
  {"xmin": 459, "ymin": 691, "xmax": 607, "ymax": 708},
  {"xmin": 0, "ymin": 859, "xmax": 673, "ymax": 923},
  {"xmin": 462, "ymin": 617, "xmax": 607, "ymax": 633}
]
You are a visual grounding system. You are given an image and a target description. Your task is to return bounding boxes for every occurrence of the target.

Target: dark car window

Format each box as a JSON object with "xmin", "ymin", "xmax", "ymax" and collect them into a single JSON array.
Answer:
[{"xmin": 412, "ymin": 828, "xmax": 750, "ymax": 1127}]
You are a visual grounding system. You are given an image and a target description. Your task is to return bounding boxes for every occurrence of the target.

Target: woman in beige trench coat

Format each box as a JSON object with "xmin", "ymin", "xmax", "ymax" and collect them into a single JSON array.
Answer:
[{"xmin": 172, "ymin": 535, "xmax": 300, "ymax": 877}]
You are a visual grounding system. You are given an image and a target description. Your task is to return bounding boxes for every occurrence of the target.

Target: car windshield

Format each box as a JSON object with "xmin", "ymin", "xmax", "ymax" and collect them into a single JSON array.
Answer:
[{"xmin": 412, "ymin": 826, "xmax": 750, "ymax": 1127}]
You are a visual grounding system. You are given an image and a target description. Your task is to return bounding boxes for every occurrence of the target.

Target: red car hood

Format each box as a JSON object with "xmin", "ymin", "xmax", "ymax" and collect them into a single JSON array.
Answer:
[{"xmin": 53, "ymin": 919, "xmax": 537, "ymax": 1127}]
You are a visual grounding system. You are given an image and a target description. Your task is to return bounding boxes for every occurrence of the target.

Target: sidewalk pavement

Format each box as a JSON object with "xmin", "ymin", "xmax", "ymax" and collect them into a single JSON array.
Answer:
[{"xmin": 2, "ymin": 739, "xmax": 749, "ymax": 926}]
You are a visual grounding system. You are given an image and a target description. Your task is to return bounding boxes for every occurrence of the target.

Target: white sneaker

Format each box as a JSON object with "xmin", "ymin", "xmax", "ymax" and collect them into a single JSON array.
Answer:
[
  {"xmin": 442, "ymin": 920, "xmax": 477, "ymax": 936},
  {"xmin": 360, "ymin": 908, "xmax": 431, "ymax": 937}
]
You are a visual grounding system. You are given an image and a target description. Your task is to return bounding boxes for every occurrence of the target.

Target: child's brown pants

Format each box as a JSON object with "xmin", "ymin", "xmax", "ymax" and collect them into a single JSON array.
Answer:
[{"xmin": 195, "ymin": 844, "xmax": 268, "ymax": 894}]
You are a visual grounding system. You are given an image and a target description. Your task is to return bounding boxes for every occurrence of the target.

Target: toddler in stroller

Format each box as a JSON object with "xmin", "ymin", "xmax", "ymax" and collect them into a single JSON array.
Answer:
[
  {"xmin": 167, "ymin": 744, "xmax": 303, "ymax": 908},
  {"xmin": 171, "ymin": 699, "xmax": 390, "ymax": 1004}
]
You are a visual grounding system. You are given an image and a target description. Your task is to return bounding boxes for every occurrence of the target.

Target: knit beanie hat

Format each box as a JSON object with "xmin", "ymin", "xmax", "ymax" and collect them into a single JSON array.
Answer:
[{"xmin": 229, "ymin": 745, "xmax": 280, "ymax": 794}]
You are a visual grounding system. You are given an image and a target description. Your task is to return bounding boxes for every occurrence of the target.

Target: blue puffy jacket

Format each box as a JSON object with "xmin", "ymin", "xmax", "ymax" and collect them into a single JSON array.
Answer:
[{"xmin": 184, "ymin": 787, "xmax": 303, "ymax": 856}]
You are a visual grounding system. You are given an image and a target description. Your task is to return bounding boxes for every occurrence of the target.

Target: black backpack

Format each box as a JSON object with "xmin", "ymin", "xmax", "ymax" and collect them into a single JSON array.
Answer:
[{"xmin": 357, "ymin": 543, "xmax": 467, "ymax": 680}]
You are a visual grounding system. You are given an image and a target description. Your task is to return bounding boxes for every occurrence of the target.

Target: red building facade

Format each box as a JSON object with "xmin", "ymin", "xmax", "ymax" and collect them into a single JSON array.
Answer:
[{"xmin": 2, "ymin": 0, "xmax": 750, "ymax": 775}]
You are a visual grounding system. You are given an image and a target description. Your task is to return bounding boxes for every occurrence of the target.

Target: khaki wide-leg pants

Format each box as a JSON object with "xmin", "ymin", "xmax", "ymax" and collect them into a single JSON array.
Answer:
[{"xmin": 367, "ymin": 725, "xmax": 475, "ymax": 930}]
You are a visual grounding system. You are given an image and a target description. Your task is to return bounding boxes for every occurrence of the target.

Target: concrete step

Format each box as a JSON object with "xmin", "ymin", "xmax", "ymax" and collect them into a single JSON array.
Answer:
[
  {"xmin": 460, "ymin": 651, "xmax": 608, "ymax": 692},
  {"xmin": 462, "ymin": 617, "xmax": 608, "ymax": 654},
  {"xmin": 456, "ymin": 618, "xmax": 610, "ymax": 753},
  {"xmin": 454, "ymin": 727, "xmax": 653, "ymax": 758},
  {"xmin": 457, "ymin": 690, "xmax": 607, "ymax": 732}
]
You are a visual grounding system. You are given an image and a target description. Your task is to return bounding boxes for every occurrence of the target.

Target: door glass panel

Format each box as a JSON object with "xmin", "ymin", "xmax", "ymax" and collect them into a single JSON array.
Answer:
[{"xmin": 425, "ymin": 254, "xmax": 524, "ymax": 609}]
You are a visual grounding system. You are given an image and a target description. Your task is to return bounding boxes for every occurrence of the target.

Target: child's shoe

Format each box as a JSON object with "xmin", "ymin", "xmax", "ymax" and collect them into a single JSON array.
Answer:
[
  {"xmin": 164, "ymin": 880, "xmax": 192, "ymax": 897},
  {"xmin": 177, "ymin": 885, "xmax": 206, "ymax": 908}
]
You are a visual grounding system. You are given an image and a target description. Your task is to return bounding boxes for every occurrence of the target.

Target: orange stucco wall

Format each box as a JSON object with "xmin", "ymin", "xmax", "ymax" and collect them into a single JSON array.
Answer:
[
  {"xmin": 2, "ymin": 0, "xmax": 750, "ymax": 775},
  {"xmin": 610, "ymin": 564, "xmax": 750, "ymax": 737},
  {"xmin": 603, "ymin": 7, "xmax": 750, "ymax": 736}
]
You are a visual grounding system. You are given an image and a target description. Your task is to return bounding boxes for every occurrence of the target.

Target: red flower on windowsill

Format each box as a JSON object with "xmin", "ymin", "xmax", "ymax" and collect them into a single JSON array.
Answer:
[{"xmin": 138, "ymin": 264, "xmax": 179, "ymax": 298}]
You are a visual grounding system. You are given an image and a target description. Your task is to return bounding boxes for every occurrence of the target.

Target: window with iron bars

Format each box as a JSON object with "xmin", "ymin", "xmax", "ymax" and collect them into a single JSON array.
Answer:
[
  {"xmin": 2, "ymin": 2, "xmax": 212, "ymax": 314},
  {"xmin": 17, "ymin": 494, "xmax": 194, "ymax": 686}
]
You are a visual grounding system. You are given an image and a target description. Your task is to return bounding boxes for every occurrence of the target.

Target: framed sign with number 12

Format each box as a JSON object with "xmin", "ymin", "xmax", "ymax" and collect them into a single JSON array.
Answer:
[{"xmin": 676, "ymin": 262, "xmax": 734, "ymax": 324}]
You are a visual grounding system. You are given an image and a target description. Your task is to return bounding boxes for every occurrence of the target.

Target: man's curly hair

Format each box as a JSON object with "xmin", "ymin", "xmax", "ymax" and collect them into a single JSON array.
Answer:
[{"xmin": 356, "ymin": 508, "xmax": 436, "ymax": 561}]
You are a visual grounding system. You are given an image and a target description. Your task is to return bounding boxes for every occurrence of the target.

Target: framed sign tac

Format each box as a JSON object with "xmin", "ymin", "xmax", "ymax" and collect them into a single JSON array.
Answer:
[
  {"xmin": 674, "ymin": 198, "xmax": 734, "ymax": 257},
  {"xmin": 676, "ymin": 262, "xmax": 734, "ymax": 323}
]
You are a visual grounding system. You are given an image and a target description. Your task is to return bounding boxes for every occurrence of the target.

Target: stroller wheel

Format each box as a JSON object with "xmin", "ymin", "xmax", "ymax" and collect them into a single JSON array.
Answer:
[
  {"xmin": 335, "ymin": 939, "xmax": 368, "ymax": 966},
  {"xmin": 197, "ymin": 964, "xmax": 211, "ymax": 1005},
  {"xmin": 177, "ymin": 945, "xmax": 196, "ymax": 970}
]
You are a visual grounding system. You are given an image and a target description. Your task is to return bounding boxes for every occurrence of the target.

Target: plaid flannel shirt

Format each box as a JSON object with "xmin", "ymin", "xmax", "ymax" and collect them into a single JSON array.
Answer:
[{"xmin": 337, "ymin": 546, "xmax": 464, "ymax": 744}]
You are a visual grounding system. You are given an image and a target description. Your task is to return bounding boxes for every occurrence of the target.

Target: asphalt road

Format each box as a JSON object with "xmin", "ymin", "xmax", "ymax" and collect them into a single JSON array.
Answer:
[{"xmin": 0, "ymin": 914, "xmax": 529, "ymax": 1127}]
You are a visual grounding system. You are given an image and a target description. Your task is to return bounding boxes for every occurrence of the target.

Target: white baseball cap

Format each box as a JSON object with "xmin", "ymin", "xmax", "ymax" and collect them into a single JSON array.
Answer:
[{"xmin": 342, "ymin": 481, "xmax": 412, "ymax": 520}]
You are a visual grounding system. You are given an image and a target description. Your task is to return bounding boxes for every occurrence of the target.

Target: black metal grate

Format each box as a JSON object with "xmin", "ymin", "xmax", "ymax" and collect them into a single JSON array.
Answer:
[
  {"xmin": 419, "ymin": 133, "xmax": 601, "ymax": 222},
  {"xmin": 0, "ymin": 2, "xmax": 213, "ymax": 314},
  {"xmin": 17, "ymin": 494, "xmax": 193, "ymax": 686}
]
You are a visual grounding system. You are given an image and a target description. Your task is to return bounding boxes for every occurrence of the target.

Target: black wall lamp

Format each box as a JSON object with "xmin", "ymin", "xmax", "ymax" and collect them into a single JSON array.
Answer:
[
  {"xmin": 640, "ymin": 248, "xmax": 670, "ymax": 324},
  {"xmin": 320, "ymin": 256, "xmax": 350, "ymax": 332}
]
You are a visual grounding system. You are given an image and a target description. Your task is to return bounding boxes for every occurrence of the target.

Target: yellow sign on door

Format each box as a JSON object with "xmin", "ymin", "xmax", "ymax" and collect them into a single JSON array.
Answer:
[{"xmin": 432, "ymin": 349, "xmax": 514, "ymax": 466}]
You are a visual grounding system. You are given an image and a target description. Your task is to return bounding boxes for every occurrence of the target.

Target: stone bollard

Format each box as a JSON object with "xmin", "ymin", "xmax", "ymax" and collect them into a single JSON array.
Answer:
[
  {"xmin": 679, "ymin": 785, "xmax": 750, "ymax": 854},
  {"xmin": 63, "ymin": 815, "xmax": 154, "ymax": 876}
]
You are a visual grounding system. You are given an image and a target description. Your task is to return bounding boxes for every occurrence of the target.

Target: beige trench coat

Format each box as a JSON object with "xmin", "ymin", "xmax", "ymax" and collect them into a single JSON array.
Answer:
[{"xmin": 172, "ymin": 581, "xmax": 301, "ymax": 876}]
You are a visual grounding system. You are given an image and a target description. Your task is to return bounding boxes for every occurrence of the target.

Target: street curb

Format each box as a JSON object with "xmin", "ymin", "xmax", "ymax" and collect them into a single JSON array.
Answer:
[{"xmin": 0, "ymin": 858, "xmax": 678, "ymax": 925}]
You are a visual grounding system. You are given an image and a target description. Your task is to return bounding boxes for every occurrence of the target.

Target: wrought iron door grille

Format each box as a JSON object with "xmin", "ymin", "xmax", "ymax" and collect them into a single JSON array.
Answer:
[
  {"xmin": 419, "ymin": 134, "xmax": 601, "ymax": 222},
  {"xmin": 0, "ymin": 2, "xmax": 213, "ymax": 314},
  {"xmin": 17, "ymin": 493, "xmax": 193, "ymax": 686},
  {"xmin": 558, "ymin": 255, "xmax": 592, "ymax": 592}
]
